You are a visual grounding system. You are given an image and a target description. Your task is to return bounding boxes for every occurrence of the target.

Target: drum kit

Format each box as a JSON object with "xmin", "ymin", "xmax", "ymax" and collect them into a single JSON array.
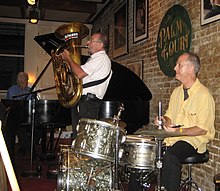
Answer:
[{"xmin": 56, "ymin": 105, "xmax": 183, "ymax": 191}]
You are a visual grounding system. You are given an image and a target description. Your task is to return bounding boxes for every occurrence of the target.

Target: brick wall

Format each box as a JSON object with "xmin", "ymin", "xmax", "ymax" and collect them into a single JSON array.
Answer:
[{"xmin": 92, "ymin": 0, "xmax": 220, "ymax": 190}]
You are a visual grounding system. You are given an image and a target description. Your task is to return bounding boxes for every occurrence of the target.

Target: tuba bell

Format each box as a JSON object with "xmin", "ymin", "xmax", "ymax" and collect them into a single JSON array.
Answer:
[{"xmin": 52, "ymin": 22, "xmax": 89, "ymax": 108}]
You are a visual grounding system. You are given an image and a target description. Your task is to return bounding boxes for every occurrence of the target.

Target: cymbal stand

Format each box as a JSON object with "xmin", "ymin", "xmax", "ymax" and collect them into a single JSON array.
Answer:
[
  {"xmin": 112, "ymin": 103, "xmax": 124, "ymax": 191},
  {"xmin": 155, "ymin": 137, "xmax": 164, "ymax": 191}
]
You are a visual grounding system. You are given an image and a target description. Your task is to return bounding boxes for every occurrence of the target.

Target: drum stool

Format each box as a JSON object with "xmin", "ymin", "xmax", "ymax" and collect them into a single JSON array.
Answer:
[
  {"xmin": 214, "ymin": 173, "xmax": 220, "ymax": 191},
  {"xmin": 179, "ymin": 150, "xmax": 209, "ymax": 191}
]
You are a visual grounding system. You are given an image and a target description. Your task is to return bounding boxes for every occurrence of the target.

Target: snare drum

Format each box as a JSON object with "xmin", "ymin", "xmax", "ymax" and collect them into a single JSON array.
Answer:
[
  {"xmin": 72, "ymin": 118, "xmax": 126, "ymax": 162},
  {"xmin": 57, "ymin": 145, "xmax": 112, "ymax": 191},
  {"xmin": 120, "ymin": 135, "xmax": 161, "ymax": 170}
]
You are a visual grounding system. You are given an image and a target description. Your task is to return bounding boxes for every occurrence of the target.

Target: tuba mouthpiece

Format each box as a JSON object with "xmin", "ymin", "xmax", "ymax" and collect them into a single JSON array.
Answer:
[{"xmin": 72, "ymin": 45, "xmax": 88, "ymax": 48}]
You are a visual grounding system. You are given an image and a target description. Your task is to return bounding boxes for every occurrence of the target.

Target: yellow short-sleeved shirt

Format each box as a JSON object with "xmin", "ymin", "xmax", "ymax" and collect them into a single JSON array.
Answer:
[{"xmin": 165, "ymin": 79, "xmax": 215, "ymax": 153}]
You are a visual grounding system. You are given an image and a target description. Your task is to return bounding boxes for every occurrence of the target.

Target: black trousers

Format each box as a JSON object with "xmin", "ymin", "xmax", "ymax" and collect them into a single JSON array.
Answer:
[
  {"xmin": 71, "ymin": 94, "xmax": 102, "ymax": 140},
  {"xmin": 162, "ymin": 141, "xmax": 197, "ymax": 191},
  {"xmin": 3, "ymin": 111, "xmax": 30, "ymax": 164}
]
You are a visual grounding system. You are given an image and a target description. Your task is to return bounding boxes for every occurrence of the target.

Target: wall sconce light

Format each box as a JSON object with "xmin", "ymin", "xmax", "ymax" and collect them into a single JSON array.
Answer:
[
  {"xmin": 27, "ymin": 72, "xmax": 36, "ymax": 85},
  {"xmin": 27, "ymin": 0, "xmax": 36, "ymax": 6},
  {"xmin": 29, "ymin": 7, "xmax": 40, "ymax": 24}
]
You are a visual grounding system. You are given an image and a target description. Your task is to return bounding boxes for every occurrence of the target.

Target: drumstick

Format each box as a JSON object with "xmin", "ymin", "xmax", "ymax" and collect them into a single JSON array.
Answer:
[
  {"xmin": 0, "ymin": 121, "xmax": 20, "ymax": 191},
  {"xmin": 158, "ymin": 101, "xmax": 163, "ymax": 129}
]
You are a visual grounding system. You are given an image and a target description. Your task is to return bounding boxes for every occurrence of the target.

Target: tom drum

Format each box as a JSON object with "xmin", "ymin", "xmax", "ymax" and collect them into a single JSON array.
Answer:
[{"xmin": 72, "ymin": 118, "xmax": 126, "ymax": 162}]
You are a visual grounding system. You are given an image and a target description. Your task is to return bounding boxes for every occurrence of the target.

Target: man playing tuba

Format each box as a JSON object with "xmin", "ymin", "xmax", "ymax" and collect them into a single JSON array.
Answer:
[{"xmin": 61, "ymin": 32, "xmax": 112, "ymax": 139}]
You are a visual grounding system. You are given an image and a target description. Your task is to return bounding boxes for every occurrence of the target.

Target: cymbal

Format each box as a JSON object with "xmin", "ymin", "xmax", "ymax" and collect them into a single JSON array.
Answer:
[
  {"xmin": 134, "ymin": 129, "xmax": 183, "ymax": 139},
  {"xmin": 126, "ymin": 134, "xmax": 154, "ymax": 142},
  {"xmin": 101, "ymin": 118, "xmax": 127, "ymax": 128}
]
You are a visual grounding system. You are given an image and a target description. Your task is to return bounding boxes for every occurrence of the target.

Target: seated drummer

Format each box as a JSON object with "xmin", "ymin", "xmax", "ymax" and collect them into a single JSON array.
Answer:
[
  {"xmin": 60, "ymin": 32, "xmax": 112, "ymax": 139},
  {"xmin": 154, "ymin": 52, "xmax": 215, "ymax": 191}
]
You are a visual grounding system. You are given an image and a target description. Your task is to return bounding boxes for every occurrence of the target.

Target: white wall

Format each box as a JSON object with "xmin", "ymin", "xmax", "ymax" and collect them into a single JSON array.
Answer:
[
  {"xmin": 0, "ymin": 18, "xmax": 92, "ymax": 100},
  {"xmin": 25, "ymin": 21, "xmax": 92, "ymax": 100}
]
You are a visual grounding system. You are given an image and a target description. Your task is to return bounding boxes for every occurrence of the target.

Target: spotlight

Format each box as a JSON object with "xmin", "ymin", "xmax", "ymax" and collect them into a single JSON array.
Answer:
[
  {"xmin": 29, "ymin": 7, "xmax": 39, "ymax": 24},
  {"xmin": 29, "ymin": 18, "xmax": 38, "ymax": 24},
  {"xmin": 27, "ymin": 0, "xmax": 36, "ymax": 6}
]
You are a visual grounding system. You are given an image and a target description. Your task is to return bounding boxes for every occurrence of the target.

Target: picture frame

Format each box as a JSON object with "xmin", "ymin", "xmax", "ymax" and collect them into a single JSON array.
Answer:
[
  {"xmin": 127, "ymin": 60, "xmax": 143, "ymax": 80},
  {"xmin": 201, "ymin": 0, "xmax": 220, "ymax": 25},
  {"xmin": 113, "ymin": 1, "xmax": 128, "ymax": 58},
  {"xmin": 133, "ymin": 0, "xmax": 148, "ymax": 43},
  {"xmin": 103, "ymin": 24, "xmax": 110, "ymax": 54}
]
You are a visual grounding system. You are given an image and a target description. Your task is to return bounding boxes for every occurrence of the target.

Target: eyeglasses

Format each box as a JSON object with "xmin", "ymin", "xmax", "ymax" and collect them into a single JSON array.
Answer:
[{"xmin": 88, "ymin": 39, "xmax": 102, "ymax": 43}]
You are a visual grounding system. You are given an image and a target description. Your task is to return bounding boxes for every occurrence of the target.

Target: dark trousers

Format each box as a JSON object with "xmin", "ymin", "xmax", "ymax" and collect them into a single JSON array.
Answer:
[
  {"xmin": 162, "ymin": 141, "xmax": 197, "ymax": 191},
  {"xmin": 71, "ymin": 95, "xmax": 102, "ymax": 140},
  {"xmin": 3, "ymin": 115, "xmax": 30, "ymax": 164}
]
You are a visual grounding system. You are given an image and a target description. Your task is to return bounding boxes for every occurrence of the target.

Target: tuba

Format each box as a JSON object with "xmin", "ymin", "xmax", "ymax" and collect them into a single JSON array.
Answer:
[{"xmin": 52, "ymin": 22, "xmax": 89, "ymax": 108}]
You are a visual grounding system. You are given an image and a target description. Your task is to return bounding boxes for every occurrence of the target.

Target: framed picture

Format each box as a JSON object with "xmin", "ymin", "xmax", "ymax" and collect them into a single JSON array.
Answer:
[
  {"xmin": 133, "ymin": 0, "xmax": 148, "ymax": 43},
  {"xmin": 127, "ymin": 60, "xmax": 143, "ymax": 80},
  {"xmin": 201, "ymin": 0, "xmax": 220, "ymax": 25},
  {"xmin": 102, "ymin": 24, "xmax": 109, "ymax": 54},
  {"xmin": 113, "ymin": 1, "xmax": 128, "ymax": 58}
]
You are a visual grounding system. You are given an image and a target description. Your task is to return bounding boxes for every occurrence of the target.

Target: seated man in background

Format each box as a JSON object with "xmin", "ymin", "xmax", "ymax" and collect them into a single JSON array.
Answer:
[{"xmin": 5, "ymin": 72, "xmax": 33, "ymax": 161}]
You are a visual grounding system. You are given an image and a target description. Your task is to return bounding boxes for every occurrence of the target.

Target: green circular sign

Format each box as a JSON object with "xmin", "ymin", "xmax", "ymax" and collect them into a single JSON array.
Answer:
[{"xmin": 156, "ymin": 5, "xmax": 192, "ymax": 77}]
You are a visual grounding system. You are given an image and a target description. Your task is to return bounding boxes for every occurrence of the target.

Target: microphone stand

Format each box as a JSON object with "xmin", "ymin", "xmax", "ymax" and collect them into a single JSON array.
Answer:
[
  {"xmin": 21, "ymin": 93, "xmax": 38, "ymax": 177},
  {"xmin": 14, "ymin": 87, "xmax": 56, "ymax": 177},
  {"xmin": 12, "ymin": 58, "xmax": 55, "ymax": 177}
]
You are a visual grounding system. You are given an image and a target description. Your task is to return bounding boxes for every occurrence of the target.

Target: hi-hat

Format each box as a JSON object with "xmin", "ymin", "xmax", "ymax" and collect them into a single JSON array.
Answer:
[
  {"xmin": 101, "ymin": 118, "xmax": 127, "ymax": 129},
  {"xmin": 134, "ymin": 128, "xmax": 183, "ymax": 139}
]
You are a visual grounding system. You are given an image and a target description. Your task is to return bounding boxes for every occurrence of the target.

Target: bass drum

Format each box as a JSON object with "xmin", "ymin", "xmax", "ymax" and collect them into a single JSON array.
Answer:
[
  {"xmin": 57, "ymin": 145, "xmax": 113, "ymax": 191},
  {"xmin": 72, "ymin": 118, "xmax": 126, "ymax": 162}
]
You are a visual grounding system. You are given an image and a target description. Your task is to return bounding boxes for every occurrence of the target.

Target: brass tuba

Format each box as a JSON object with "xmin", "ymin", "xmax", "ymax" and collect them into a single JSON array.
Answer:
[{"xmin": 52, "ymin": 22, "xmax": 89, "ymax": 108}]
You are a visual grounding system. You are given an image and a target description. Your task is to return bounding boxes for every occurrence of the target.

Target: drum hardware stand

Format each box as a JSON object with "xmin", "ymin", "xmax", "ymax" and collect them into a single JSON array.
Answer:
[
  {"xmin": 112, "ymin": 103, "xmax": 124, "ymax": 191},
  {"xmin": 155, "ymin": 137, "xmax": 164, "ymax": 191},
  {"xmin": 156, "ymin": 101, "xmax": 163, "ymax": 190},
  {"xmin": 141, "ymin": 170, "xmax": 157, "ymax": 190}
]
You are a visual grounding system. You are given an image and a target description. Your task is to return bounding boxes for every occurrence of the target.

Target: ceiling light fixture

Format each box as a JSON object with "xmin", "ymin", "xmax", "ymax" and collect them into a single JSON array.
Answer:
[
  {"xmin": 27, "ymin": 0, "xmax": 36, "ymax": 6},
  {"xmin": 29, "ymin": 7, "xmax": 40, "ymax": 24}
]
